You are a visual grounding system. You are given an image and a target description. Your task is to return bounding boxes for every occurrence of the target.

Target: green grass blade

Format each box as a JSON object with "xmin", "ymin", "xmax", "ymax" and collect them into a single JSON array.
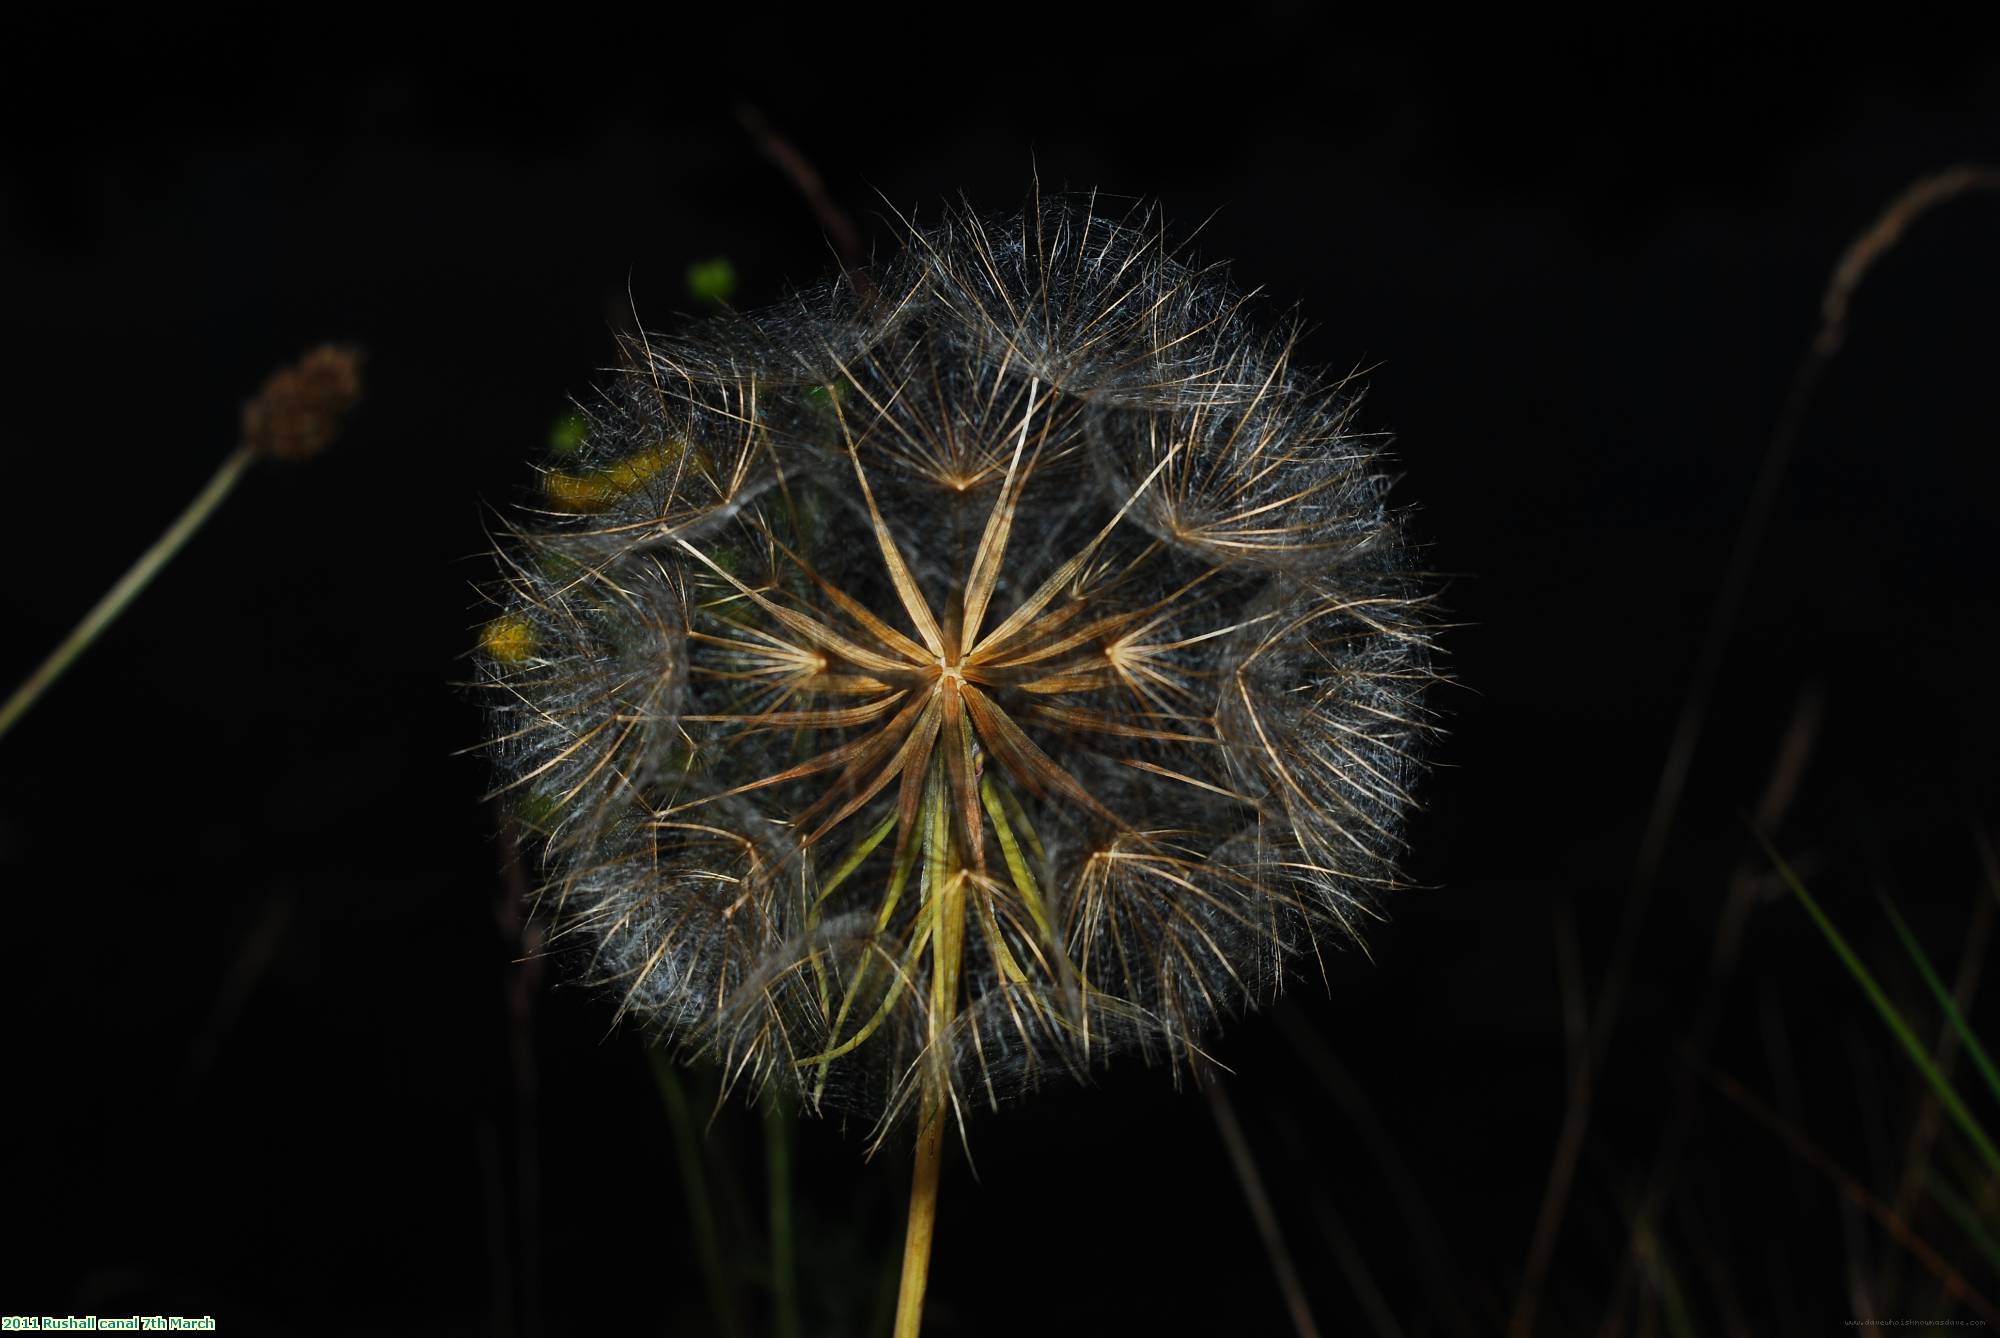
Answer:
[
  {"xmin": 1878, "ymin": 894, "xmax": 2000, "ymax": 1109},
  {"xmin": 1758, "ymin": 831, "xmax": 2000, "ymax": 1178}
]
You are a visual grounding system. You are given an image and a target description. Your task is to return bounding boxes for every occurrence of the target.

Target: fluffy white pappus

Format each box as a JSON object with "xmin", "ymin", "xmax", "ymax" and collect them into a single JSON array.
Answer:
[{"xmin": 478, "ymin": 191, "xmax": 1438, "ymax": 1142}]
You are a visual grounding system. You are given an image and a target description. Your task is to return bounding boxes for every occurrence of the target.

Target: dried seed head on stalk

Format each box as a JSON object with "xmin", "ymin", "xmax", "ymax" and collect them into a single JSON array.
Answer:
[
  {"xmin": 478, "ymin": 195, "xmax": 1436, "ymax": 1142},
  {"xmin": 242, "ymin": 344, "xmax": 364, "ymax": 462}
]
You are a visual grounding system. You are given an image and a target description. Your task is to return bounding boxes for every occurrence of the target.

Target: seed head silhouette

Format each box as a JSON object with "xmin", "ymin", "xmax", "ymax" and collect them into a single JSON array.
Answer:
[{"xmin": 480, "ymin": 195, "xmax": 1435, "ymax": 1144}]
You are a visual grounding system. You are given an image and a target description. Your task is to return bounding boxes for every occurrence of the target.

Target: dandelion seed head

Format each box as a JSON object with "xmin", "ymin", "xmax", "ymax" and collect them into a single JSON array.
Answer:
[{"xmin": 478, "ymin": 193, "xmax": 1437, "ymax": 1140}]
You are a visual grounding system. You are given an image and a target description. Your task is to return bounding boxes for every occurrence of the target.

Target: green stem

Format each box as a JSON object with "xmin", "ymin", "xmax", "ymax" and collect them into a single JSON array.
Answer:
[
  {"xmin": 765, "ymin": 1097, "xmax": 800, "ymax": 1338},
  {"xmin": 0, "ymin": 443, "xmax": 256, "ymax": 742},
  {"xmin": 894, "ymin": 1098, "xmax": 947, "ymax": 1338},
  {"xmin": 1761, "ymin": 833, "xmax": 2000, "ymax": 1177},
  {"xmin": 649, "ymin": 1052, "xmax": 743, "ymax": 1338},
  {"xmin": 1879, "ymin": 894, "xmax": 2000, "ymax": 1107},
  {"xmin": 893, "ymin": 760, "xmax": 963, "ymax": 1338}
]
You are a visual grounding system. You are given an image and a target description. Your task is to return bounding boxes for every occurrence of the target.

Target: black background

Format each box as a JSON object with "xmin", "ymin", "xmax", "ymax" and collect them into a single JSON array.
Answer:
[{"xmin": 4, "ymin": 18, "xmax": 1998, "ymax": 1336}]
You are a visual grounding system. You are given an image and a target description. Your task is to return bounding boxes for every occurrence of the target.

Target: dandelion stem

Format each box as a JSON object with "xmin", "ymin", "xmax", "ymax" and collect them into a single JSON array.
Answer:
[
  {"xmin": 894, "ymin": 760, "xmax": 963, "ymax": 1338},
  {"xmin": 0, "ymin": 443, "xmax": 256, "ymax": 742},
  {"xmin": 894, "ymin": 1097, "xmax": 947, "ymax": 1338}
]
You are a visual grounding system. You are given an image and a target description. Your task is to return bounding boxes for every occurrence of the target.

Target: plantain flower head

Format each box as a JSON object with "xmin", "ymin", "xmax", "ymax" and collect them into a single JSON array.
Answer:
[{"xmin": 479, "ymin": 196, "xmax": 1435, "ymax": 1139}]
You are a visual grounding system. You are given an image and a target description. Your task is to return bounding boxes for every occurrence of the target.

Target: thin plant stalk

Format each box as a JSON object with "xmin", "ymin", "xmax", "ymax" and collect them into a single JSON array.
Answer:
[
  {"xmin": 1207, "ymin": 1079, "xmax": 1324, "ymax": 1338},
  {"xmin": 894, "ymin": 1099, "xmax": 948, "ymax": 1338},
  {"xmin": 1880, "ymin": 895, "xmax": 2000, "ymax": 1107},
  {"xmin": 1758, "ymin": 832, "xmax": 2000, "ymax": 1178},
  {"xmin": 1875, "ymin": 889, "xmax": 1991, "ymax": 1306},
  {"xmin": 765, "ymin": 1098, "xmax": 801, "ymax": 1338},
  {"xmin": 0, "ymin": 443, "xmax": 254, "ymax": 741},
  {"xmin": 1925, "ymin": 1168, "xmax": 2000, "ymax": 1278},
  {"xmin": 1, "ymin": 343, "xmax": 359, "ymax": 744},
  {"xmin": 1700, "ymin": 1057, "xmax": 2000, "ymax": 1325},
  {"xmin": 1512, "ymin": 167, "xmax": 2000, "ymax": 1338},
  {"xmin": 893, "ymin": 762, "xmax": 965, "ymax": 1338},
  {"xmin": 650, "ymin": 1051, "xmax": 744, "ymax": 1338}
]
